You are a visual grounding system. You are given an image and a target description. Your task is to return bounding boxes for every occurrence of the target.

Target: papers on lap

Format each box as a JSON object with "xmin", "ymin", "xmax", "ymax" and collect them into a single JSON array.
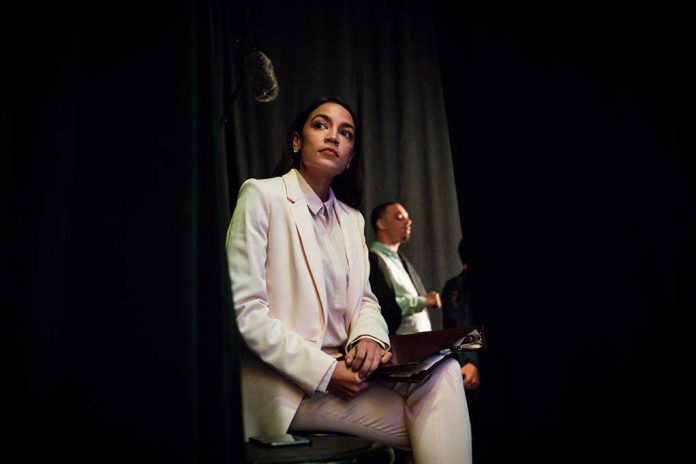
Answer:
[{"xmin": 371, "ymin": 326, "xmax": 485, "ymax": 383}]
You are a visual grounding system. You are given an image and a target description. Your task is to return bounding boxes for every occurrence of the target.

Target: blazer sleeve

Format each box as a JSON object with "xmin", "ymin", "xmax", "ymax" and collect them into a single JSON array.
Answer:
[{"xmin": 226, "ymin": 179, "xmax": 336, "ymax": 395}]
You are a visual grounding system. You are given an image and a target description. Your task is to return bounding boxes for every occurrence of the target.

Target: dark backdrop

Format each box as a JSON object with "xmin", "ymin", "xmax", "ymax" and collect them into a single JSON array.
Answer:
[
  {"xmin": 2, "ymin": 1, "xmax": 243, "ymax": 462},
  {"xmin": 437, "ymin": 2, "xmax": 694, "ymax": 463},
  {"xmin": 3, "ymin": 1, "xmax": 694, "ymax": 463}
]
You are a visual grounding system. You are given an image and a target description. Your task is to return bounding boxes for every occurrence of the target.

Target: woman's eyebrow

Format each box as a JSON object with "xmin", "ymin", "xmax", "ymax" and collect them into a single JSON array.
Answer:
[
  {"xmin": 313, "ymin": 113, "xmax": 355, "ymax": 131},
  {"xmin": 312, "ymin": 113, "xmax": 332, "ymax": 123}
]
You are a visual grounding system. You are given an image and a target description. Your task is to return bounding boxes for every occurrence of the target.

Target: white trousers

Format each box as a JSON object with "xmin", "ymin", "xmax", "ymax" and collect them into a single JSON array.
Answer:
[{"xmin": 289, "ymin": 357, "xmax": 471, "ymax": 464}]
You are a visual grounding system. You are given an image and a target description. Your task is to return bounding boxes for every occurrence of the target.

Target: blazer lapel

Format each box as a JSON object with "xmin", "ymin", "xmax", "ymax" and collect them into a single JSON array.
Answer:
[
  {"xmin": 283, "ymin": 171, "xmax": 329, "ymax": 324},
  {"xmin": 335, "ymin": 202, "xmax": 361, "ymax": 320}
]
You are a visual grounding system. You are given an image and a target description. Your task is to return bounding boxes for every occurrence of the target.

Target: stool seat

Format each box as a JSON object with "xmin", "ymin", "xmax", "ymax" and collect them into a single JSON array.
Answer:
[{"xmin": 245, "ymin": 435, "xmax": 394, "ymax": 463}]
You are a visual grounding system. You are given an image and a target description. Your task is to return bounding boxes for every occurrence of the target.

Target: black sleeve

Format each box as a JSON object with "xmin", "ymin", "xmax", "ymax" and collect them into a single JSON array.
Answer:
[
  {"xmin": 442, "ymin": 277, "xmax": 479, "ymax": 367},
  {"xmin": 441, "ymin": 278, "xmax": 458, "ymax": 330},
  {"xmin": 368, "ymin": 252, "xmax": 402, "ymax": 335}
]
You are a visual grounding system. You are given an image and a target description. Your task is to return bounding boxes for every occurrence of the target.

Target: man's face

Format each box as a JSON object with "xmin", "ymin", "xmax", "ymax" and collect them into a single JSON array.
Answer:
[{"xmin": 379, "ymin": 203, "xmax": 412, "ymax": 244}]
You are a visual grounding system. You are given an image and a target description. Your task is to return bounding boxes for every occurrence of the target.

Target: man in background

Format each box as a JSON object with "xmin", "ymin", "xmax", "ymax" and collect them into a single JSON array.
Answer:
[{"xmin": 368, "ymin": 202, "xmax": 441, "ymax": 335}]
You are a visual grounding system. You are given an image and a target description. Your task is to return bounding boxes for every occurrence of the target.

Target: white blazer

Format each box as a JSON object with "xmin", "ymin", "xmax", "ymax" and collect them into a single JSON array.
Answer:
[{"xmin": 226, "ymin": 169, "xmax": 389, "ymax": 438}]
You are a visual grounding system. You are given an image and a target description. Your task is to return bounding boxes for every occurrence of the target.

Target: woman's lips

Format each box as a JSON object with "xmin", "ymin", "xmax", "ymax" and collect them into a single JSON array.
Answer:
[{"xmin": 320, "ymin": 147, "xmax": 338, "ymax": 157}]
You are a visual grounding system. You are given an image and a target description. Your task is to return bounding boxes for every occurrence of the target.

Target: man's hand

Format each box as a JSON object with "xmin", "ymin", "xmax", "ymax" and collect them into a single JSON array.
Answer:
[
  {"xmin": 461, "ymin": 363, "xmax": 480, "ymax": 390},
  {"xmin": 425, "ymin": 291, "xmax": 442, "ymax": 309},
  {"xmin": 344, "ymin": 338, "xmax": 392, "ymax": 378}
]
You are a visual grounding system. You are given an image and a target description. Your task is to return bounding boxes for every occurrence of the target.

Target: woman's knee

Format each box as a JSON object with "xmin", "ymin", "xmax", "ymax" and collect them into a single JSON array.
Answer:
[{"xmin": 441, "ymin": 357, "xmax": 463, "ymax": 380}]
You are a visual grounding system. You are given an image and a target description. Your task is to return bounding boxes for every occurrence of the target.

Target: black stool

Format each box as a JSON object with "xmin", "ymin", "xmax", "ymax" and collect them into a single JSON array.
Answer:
[{"xmin": 245, "ymin": 433, "xmax": 394, "ymax": 463}]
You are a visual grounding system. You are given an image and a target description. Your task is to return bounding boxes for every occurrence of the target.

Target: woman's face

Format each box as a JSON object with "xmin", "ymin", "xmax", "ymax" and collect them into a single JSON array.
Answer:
[{"xmin": 293, "ymin": 102, "xmax": 356, "ymax": 179}]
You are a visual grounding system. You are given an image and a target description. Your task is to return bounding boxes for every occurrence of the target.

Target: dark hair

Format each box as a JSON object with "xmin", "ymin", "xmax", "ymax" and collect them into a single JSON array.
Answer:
[
  {"xmin": 271, "ymin": 96, "xmax": 365, "ymax": 209},
  {"xmin": 370, "ymin": 202, "xmax": 397, "ymax": 233}
]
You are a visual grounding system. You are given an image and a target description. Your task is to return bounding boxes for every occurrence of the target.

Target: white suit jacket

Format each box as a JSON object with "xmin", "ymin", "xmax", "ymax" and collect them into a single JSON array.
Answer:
[{"xmin": 226, "ymin": 169, "xmax": 389, "ymax": 438}]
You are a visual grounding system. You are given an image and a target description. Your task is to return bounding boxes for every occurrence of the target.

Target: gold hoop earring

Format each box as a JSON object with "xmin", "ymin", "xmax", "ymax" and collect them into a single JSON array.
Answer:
[{"xmin": 293, "ymin": 147, "xmax": 299, "ymax": 153}]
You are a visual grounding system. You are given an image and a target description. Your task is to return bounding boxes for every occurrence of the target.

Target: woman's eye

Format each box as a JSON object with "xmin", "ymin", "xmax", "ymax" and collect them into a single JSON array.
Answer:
[
  {"xmin": 341, "ymin": 130, "xmax": 354, "ymax": 140},
  {"xmin": 313, "ymin": 121, "xmax": 327, "ymax": 129}
]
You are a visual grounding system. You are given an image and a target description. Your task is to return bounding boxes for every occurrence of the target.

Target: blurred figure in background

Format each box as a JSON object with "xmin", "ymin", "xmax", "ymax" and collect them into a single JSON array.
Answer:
[
  {"xmin": 368, "ymin": 202, "xmax": 442, "ymax": 335},
  {"xmin": 442, "ymin": 237, "xmax": 480, "ymax": 389}
]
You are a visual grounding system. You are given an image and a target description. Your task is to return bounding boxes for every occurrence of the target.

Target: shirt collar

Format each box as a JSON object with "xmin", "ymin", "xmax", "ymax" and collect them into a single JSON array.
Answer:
[
  {"xmin": 294, "ymin": 168, "xmax": 336, "ymax": 217},
  {"xmin": 370, "ymin": 241, "xmax": 399, "ymax": 259}
]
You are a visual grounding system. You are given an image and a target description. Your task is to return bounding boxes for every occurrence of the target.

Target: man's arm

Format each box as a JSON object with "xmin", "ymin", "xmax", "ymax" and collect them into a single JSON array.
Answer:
[
  {"xmin": 442, "ymin": 275, "xmax": 479, "ymax": 368},
  {"xmin": 400, "ymin": 254, "xmax": 440, "ymax": 311},
  {"xmin": 441, "ymin": 277, "xmax": 460, "ymax": 329}
]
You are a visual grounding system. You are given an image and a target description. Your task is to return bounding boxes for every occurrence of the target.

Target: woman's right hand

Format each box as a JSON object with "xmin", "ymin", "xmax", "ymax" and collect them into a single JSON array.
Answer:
[{"xmin": 328, "ymin": 361, "xmax": 371, "ymax": 400}]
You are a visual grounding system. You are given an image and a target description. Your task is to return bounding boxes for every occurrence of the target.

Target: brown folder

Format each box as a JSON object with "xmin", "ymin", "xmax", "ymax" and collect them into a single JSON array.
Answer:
[{"xmin": 371, "ymin": 326, "xmax": 485, "ymax": 383}]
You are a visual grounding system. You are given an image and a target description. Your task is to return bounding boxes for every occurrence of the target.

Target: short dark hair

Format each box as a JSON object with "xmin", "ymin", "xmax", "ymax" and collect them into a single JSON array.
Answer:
[
  {"xmin": 370, "ymin": 202, "xmax": 397, "ymax": 233},
  {"xmin": 271, "ymin": 96, "xmax": 364, "ymax": 209}
]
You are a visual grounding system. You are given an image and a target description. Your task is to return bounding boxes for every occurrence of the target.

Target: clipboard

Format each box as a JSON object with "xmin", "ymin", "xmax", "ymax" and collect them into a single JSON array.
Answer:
[{"xmin": 371, "ymin": 326, "xmax": 485, "ymax": 383}]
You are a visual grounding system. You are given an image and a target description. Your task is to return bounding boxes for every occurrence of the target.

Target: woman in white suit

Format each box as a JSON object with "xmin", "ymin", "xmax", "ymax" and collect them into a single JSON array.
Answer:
[{"xmin": 226, "ymin": 97, "xmax": 472, "ymax": 463}]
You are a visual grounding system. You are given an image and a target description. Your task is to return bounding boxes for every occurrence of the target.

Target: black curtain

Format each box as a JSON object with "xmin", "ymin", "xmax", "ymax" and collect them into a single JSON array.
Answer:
[
  {"xmin": 437, "ymin": 2, "xmax": 694, "ymax": 463},
  {"xmin": 6, "ymin": 1, "xmax": 693, "ymax": 463},
  {"xmin": 3, "ymin": 1, "xmax": 243, "ymax": 462}
]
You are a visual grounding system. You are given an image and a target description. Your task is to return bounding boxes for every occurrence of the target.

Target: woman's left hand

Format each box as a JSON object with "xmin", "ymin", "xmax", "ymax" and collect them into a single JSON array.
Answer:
[{"xmin": 344, "ymin": 339, "xmax": 392, "ymax": 378}]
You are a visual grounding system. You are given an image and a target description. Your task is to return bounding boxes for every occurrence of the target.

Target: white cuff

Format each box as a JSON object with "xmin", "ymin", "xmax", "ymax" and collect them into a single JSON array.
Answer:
[{"xmin": 316, "ymin": 358, "xmax": 338, "ymax": 393}]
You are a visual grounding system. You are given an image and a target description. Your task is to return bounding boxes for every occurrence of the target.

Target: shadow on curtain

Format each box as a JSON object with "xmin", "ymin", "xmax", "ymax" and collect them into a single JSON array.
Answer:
[{"xmin": 3, "ymin": 1, "xmax": 244, "ymax": 462}]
